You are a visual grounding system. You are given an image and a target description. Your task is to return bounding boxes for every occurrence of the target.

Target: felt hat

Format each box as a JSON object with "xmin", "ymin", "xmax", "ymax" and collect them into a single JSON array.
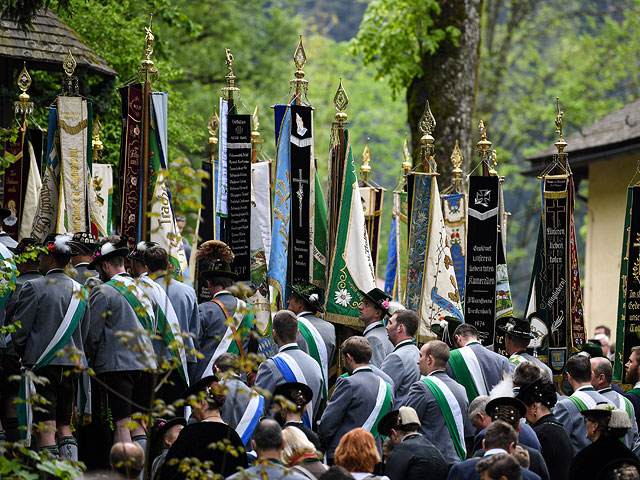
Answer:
[
  {"xmin": 87, "ymin": 236, "xmax": 130, "ymax": 270},
  {"xmin": 579, "ymin": 341, "xmax": 606, "ymax": 358},
  {"xmin": 42, "ymin": 233, "xmax": 82, "ymax": 256},
  {"xmin": 431, "ymin": 316, "xmax": 464, "ymax": 339},
  {"xmin": 8, "ymin": 237, "xmax": 39, "ymax": 255},
  {"xmin": 196, "ymin": 240, "xmax": 238, "ymax": 281},
  {"xmin": 153, "ymin": 417, "xmax": 187, "ymax": 440},
  {"xmin": 181, "ymin": 375, "xmax": 219, "ymax": 400},
  {"xmin": 497, "ymin": 316, "xmax": 537, "ymax": 340},
  {"xmin": 378, "ymin": 406, "xmax": 421, "ymax": 437},
  {"xmin": 581, "ymin": 403, "xmax": 632, "ymax": 430},
  {"xmin": 360, "ymin": 287, "xmax": 392, "ymax": 316},
  {"xmin": 72, "ymin": 232, "xmax": 99, "ymax": 255},
  {"xmin": 485, "ymin": 396, "xmax": 527, "ymax": 420},
  {"xmin": 273, "ymin": 381, "xmax": 313, "ymax": 410},
  {"xmin": 128, "ymin": 241, "xmax": 158, "ymax": 262},
  {"xmin": 289, "ymin": 281, "xmax": 325, "ymax": 313}
]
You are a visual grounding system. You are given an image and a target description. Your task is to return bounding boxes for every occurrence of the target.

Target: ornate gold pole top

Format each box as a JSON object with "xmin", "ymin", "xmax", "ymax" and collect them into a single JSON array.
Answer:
[
  {"xmin": 333, "ymin": 78, "xmax": 349, "ymax": 126},
  {"xmin": 554, "ymin": 97, "xmax": 567, "ymax": 154},
  {"xmin": 62, "ymin": 49, "xmax": 79, "ymax": 95},
  {"xmin": 489, "ymin": 149, "xmax": 498, "ymax": 176},
  {"xmin": 361, "ymin": 138, "xmax": 371, "ymax": 183},
  {"xmin": 138, "ymin": 15, "xmax": 159, "ymax": 83},
  {"xmin": 419, "ymin": 100, "xmax": 437, "ymax": 173},
  {"xmin": 477, "ymin": 120, "xmax": 493, "ymax": 175},
  {"xmin": 450, "ymin": 139, "xmax": 463, "ymax": 188},
  {"xmin": 15, "ymin": 62, "xmax": 34, "ymax": 121},
  {"xmin": 92, "ymin": 117, "xmax": 103, "ymax": 162},
  {"xmin": 221, "ymin": 48, "xmax": 239, "ymax": 100},
  {"xmin": 402, "ymin": 133, "xmax": 412, "ymax": 174},
  {"xmin": 290, "ymin": 35, "xmax": 309, "ymax": 103},
  {"xmin": 207, "ymin": 108, "xmax": 219, "ymax": 148}
]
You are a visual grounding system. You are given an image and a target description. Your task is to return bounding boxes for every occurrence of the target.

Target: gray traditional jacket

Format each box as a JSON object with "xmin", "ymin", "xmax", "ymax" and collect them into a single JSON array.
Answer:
[
  {"xmin": 0, "ymin": 232, "xmax": 18, "ymax": 249},
  {"xmin": 318, "ymin": 365, "xmax": 393, "ymax": 460},
  {"xmin": 509, "ymin": 350, "xmax": 553, "ymax": 380},
  {"xmin": 67, "ymin": 262, "xmax": 98, "ymax": 286},
  {"xmin": 364, "ymin": 321, "xmax": 394, "ymax": 368},
  {"xmin": 12, "ymin": 269, "xmax": 89, "ymax": 368},
  {"xmin": 86, "ymin": 273, "xmax": 157, "ymax": 373},
  {"xmin": 194, "ymin": 299, "xmax": 227, "ymax": 381},
  {"xmin": 296, "ymin": 311, "xmax": 337, "ymax": 369},
  {"xmin": 405, "ymin": 369, "xmax": 472, "ymax": 465},
  {"xmin": 380, "ymin": 339, "xmax": 420, "ymax": 406},
  {"xmin": 254, "ymin": 343, "xmax": 324, "ymax": 421},
  {"xmin": 3, "ymin": 270, "xmax": 42, "ymax": 355}
]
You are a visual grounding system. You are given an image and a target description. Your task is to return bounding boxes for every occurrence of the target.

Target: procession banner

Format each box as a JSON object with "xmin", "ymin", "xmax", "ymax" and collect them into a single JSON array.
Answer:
[
  {"xmin": 195, "ymin": 159, "xmax": 216, "ymax": 302},
  {"xmin": 2, "ymin": 124, "xmax": 26, "ymax": 239},
  {"xmin": 19, "ymin": 137, "xmax": 42, "ymax": 240},
  {"xmin": 525, "ymin": 221, "xmax": 550, "ymax": 364},
  {"xmin": 494, "ymin": 180, "xmax": 515, "ymax": 356},
  {"xmin": 384, "ymin": 191, "xmax": 408, "ymax": 302},
  {"xmin": 252, "ymin": 161, "xmax": 272, "ymax": 264},
  {"xmin": 312, "ymin": 171, "xmax": 327, "ymax": 288},
  {"xmin": 361, "ymin": 185, "xmax": 384, "ymax": 277},
  {"xmin": 118, "ymin": 85, "xmax": 143, "ymax": 243},
  {"xmin": 568, "ymin": 179, "xmax": 586, "ymax": 353},
  {"xmin": 443, "ymin": 192, "xmax": 467, "ymax": 299},
  {"xmin": 91, "ymin": 163, "xmax": 113, "ymax": 236},
  {"xmin": 464, "ymin": 175, "xmax": 500, "ymax": 345}
]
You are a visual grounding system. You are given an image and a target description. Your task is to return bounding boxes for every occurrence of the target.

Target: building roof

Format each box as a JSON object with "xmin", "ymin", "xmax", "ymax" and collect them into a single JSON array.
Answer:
[
  {"xmin": 525, "ymin": 98, "xmax": 640, "ymax": 176},
  {"xmin": 0, "ymin": 8, "xmax": 117, "ymax": 76}
]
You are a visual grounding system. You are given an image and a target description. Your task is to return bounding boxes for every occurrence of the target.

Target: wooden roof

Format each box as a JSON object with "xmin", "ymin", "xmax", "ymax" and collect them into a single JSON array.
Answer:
[
  {"xmin": 0, "ymin": 8, "xmax": 117, "ymax": 76},
  {"xmin": 526, "ymin": 98, "xmax": 640, "ymax": 175}
]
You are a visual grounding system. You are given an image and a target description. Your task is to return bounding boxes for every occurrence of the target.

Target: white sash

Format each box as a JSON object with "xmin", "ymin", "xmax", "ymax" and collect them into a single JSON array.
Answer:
[
  {"xmin": 299, "ymin": 316, "xmax": 328, "ymax": 393},
  {"xmin": 202, "ymin": 297, "xmax": 247, "ymax": 378},
  {"xmin": 572, "ymin": 390, "xmax": 598, "ymax": 410},
  {"xmin": 428, "ymin": 374, "xmax": 466, "ymax": 456},
  {"xmin": 0, "ymin": 242, "xmax": 12, "ymax": 259},
  {"xmin": 459, "ymin": 345, "xmax": 488, "ymax": 396},
  {"xmin": 362, "ymin": 377, "xmax": 388, "ymax": 432}
]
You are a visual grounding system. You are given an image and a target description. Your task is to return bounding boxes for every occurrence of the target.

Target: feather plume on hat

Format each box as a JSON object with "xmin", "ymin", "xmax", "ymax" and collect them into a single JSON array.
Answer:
[
  {"xmin": 489, "ymin": 374, "xmax": 515, "ymax": 399},
  {"xmin": 197, "ymin": 240, "xmax": 234, "ymax": 263}
]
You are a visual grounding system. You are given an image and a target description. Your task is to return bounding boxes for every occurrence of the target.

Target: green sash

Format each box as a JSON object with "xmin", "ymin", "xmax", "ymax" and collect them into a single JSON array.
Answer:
[
  {"xmin": 627, "ymin": 388, "xmax": 640, "ymax": 400},
  {"xmin": 106, "ymin": 277, "xmax": 153, "ymax": 332},
  {"xmin": 298, "ymin": 317, "xmax": 328, "ymax": 400},
  {"xmin": 448, "ymin": 348, "xmax": 480, "ymax": 401}
]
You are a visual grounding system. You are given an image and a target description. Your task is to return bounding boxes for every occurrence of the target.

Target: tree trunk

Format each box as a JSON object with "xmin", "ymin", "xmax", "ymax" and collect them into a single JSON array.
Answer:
[{"xmin": 406, "ymin": 0, "xmax": 481, "ymax": 183}]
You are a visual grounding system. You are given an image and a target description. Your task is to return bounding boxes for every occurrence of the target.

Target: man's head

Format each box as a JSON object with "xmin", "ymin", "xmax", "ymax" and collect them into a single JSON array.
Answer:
[
  {"xmin": 378, "ymin": 406, "xmax": 421, "ymax": 445},
  {"xmin": 512, "ymin": 362, "xmax": 543, "ymax": 387},
  {"xmin": 595, "ymin": 325, "xmax": 611, "ymax": 337},
  {"xmin": 482, "ymin": 420, "xmax": 518, "ymax": 453},
  {"xmin": 626, "ymin": 346, "xmax": 640, "ymax": 385},
  {"xmin": 90, "ymin": 235, "xmax": 129, "ymax": 281},
  {"xmin": 591, "ymin": 356, "xmax": 613, "ymax": 390},
  {"xmin": 214, "ymin": 353, "xmax": 240, "ymax": 377},
  {"xmin": 272, "ymin": 310, "xmax": 299, "ymax": 346},
  {"xmin": 476, "ymin": 453, "xmax": 523, "ymax": 480},
  {"xmin": 453, "ymin": 323, "xmax": 479, "ymax": 348},
  {"xmin": 469, "ymin": 396, "xmax": 492, "ymax": 433},
  {"xmin": 144, "ymin": 245, "xmax": 169, "ymax": 273},
  {"xmin": 341, "ymin": 336, "xmax": 372, "ymax": 374},
  {"xmin": 359, "ymin": 297, "xmax": 385, "ymax": 326},
  {"xmin": 10, "ymin": 238, "xmax": 40, "ymax": 273},
  {"xmin": 386, "ymin": 309, "xmax": 418, "ymax": 346},
  {"xmin": 417, "ymin": 340, "xmax": 450, "ymax": 376},
  {"xmin": 287, "ymin": 292, "xmax": 307, "ymax": 315},
  {"xmin": 176, "ymin": 215, "xmax": 186, "ymax": 233},
  {"xmin": 39, "ymin": 234, "xmax": 76, "ymax": 273},
  {"xmin": 252, "ymin": 419, "xmax": 284, "ymax": 458},
  {"xmin": 109, "ymin": 442, "xmax": 145, "ymax": 479},
  {"xmin": 565, "ymin": 354, "xmax": 593, "ymax": 388}
]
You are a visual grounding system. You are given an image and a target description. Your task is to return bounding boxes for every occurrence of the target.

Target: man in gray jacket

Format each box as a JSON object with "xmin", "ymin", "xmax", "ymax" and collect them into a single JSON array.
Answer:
[
  {"xmin": 86, "ymin": 236, "xmax": 157, "ymax": 450},
  {"xmin": 318, "ymin": 336, "xmax": 393, "ymax": 462},
  {"xmin": 405, "ymin": 340, "xmax": 471, "ymax": 465},
  {"xmin": 11, "ymin": 234, "xmax": 89, "ymax": 459},
  {"xmin": 381, "ymin": 309, "xmax": 420, "ymax": 406},
  {"xmin": 500, "ymin": 316, "xmax": 553, "ymax": 380},
  {"xmin": 360, "ymin": 287, "xmax": 394, "ymax": 367},
  {"xmin": 254, "ymin": 310, "xmax": 324, "ymax": 424}
]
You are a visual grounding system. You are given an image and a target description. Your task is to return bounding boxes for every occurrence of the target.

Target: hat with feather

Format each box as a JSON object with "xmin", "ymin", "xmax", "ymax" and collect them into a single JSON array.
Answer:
[
  {"xmin": 88, "ymin": 236, "xmax": 130, "ymax": 270},
  {"xmin": 42, "ymin": 233, "xmax": 83, "ymax": 256},
  {"xmin": 196, "ymin": 240, "xmax": 237, "ymax": 280},
  {"xmin": 128, "ymin": 241, "xmax": 158, "ymax": 262}
]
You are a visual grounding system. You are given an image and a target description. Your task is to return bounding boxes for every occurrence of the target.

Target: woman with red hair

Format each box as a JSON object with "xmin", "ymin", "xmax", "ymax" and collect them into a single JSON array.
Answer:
[{"xmin": 333, "ymin": 428, "xmax": 389, "ymax": 480}]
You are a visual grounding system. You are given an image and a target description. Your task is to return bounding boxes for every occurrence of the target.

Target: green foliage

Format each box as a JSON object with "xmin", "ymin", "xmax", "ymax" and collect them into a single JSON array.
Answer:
[
  {"xmin": 351, "ymin": 0, "xmax": 461, "ymax": 98},
  {"xmin": 0, "ymin": 444, "xmax": 84, "ymax": 480},
  {"xmin": 0, "ymin": 0, "xmax": 72, "ymax": 31}
]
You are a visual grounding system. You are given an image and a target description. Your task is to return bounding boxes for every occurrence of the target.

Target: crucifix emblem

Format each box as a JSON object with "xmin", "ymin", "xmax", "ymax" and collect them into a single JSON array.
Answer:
[
  {"xmin": 292, "ymin": 168, "xmax": 308, "ymax": 228},
  {"xmin": 475, "ymin": 189, "xmax": 491, "ymax": 207}
]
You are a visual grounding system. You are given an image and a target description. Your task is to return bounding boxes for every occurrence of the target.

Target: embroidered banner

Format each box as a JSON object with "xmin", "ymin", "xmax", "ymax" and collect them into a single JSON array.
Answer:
[
  {"xmin": 443, "ymin": 192, "xmax": 467, "ymax": 299},
  {"xmin": 494, "ymin": 180, "xmax": 514, "ymax": 356},
  {"xmin": 313, "ymin": 171, "xmax": 327, "ymax": 288},
  {"xmin": 19, "ymin": 136, "xmax": 42, "ymax": 240},
  {"xmin": 361, "ymin": 185, "xmax": 385, "ymax": 277},
  {"xmin": 2, "ymin": 125, "xmax": 26, "ymax": 239},
  {"xmin": 525, "ymin": 221, "xmax": 550, "ymax": 365},
  {"xmin": 464, "ymin": 175, "xmax": 500, "ymax": 345},
  {"xmin": 568, "ymin": 179, "xmax": 586, "ymax": 353}
]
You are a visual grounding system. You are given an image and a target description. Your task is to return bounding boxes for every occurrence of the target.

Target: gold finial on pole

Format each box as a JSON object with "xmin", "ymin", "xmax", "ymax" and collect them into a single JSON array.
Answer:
[
  {"xmin": 489, "ymin": 149, "xmax": 498, "ymax": 176},
  {"xmin": 207, "ymin": 108, "xmax": 219, "ymax": 163},
  {"xmin": 554, "ymin": 97, "xmax": 567, "ymax": 154},
  {"xmin": 402, "ymin": 133, "xmax": 412, "ymax": 174},
  {"xmin": 361, "ymin": 138, "xmax": 371, "ymax": 183},
  {"xmin": 62, "ymin": 50, "xmax": 79, "ymax": 95},
  {"xmin": 333, "ymin": 78, "xmax": 349, "ymax": 126},
  {"xmin": 15, "ymin": 62, "xmax": 33, "ymax": 121},
  {"xmin": 92, "ymin": 117, "xmax": 103, "ymax": 162},
  {"xmin": 419, "ymin": 100, "xmax": 437, "ymax": 173},
  {"xmin": 221, "ymin": 48, "xmax": 239, "ymax": 101},
  {"xmin": 477, "ymin": 120, "xmax": 492, "ymax": 176},
  {"xmin": 450, "ymin": 139, "xmax": 464, "ymax": 189},
  {"xmin": 290, "ymin": 35, "xmax": 308, "ymax": 104}
]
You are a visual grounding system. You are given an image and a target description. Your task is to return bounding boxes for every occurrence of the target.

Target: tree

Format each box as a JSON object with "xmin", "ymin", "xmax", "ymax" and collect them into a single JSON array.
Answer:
[{"xmin": 352, "ymin": 0, "xmax": 480, "ymax": 180}]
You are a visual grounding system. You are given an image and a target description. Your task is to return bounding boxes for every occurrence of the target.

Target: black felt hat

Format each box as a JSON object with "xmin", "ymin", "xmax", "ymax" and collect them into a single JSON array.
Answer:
[
  {"xmin": 42, "ymin": 233, "xmax": 83, "ymax": 256},
  {"xmin": 497, "ymin": 317, "xmax": 537, "ymax": 340},
  {"xmin": 72, "ymin": 232, "xmax": 98, "ymax": 255},
  {"xmin": 181, "ymin": 375, "xmax": 219, "ymax": 400},
  {"xmin": 273, "ymin": 381, "xmax": 313, "ymax": 409},
  {"xmin": 360, "ymin": 288, "xmax": 392, "ymax": 316},
  {"xmin": 8, "ymin": 237, "xmax": 39, "ymax": 255},
  {"xmin": 196, "ymin": 240, "xmax": 238, "ymax": 281},
  {"xmin": 87, "ymin": 237, "xmax": 130, "ymax": 270},
  {"xmin": 578, "ymin": 341, "xmax": 606, "ymax": 359},
  {"xmin": 485, "ymin": 396, "xmax": 527, "ymax": 420},
  {"xmin": 431, "ymin": 316, "xmax": 464, "ymax": 338},
  {"xmin": 0, "ymin": 208, "xmax": 11, "ymax": 222},
  {"xmin": 128, "ymin": 241, "xmax": 158, "ymax": 262},
  {"xmin": 289, "ymin": 281, "xmax": 325, "ymax": 313}
]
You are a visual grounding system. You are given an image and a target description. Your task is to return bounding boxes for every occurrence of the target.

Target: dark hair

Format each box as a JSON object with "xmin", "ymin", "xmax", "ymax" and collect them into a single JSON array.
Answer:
[
  {"xmin": 475, "ymin": 453, "xmax": 522, "ymax": 480},
  {"xmin": 341, "ymin": 336, "xmax": 372, "ymax": 364},
  {"xmin": 214, "ymin": 353, "xmax": 239, "ymax": 374},
  {"xmin": 291, "ymin": 291, "xmax": 316, "ymax": 313},
  {"xmin": 253, "ymin": 419, "xmax": 283, "ymax": 451},
  {"xmin": 272, "ymin": 310, "xmax": 299, "ymax": 343},
  {"xmin": 205, "ymin": 382, "xmax": 226, "ymax": 410},
  {"xmin": 592, "ymin": 356, "xmax": 613, "ymax": 384},
  {"xmin": 206, "ymin": 275, "xmax": 233, "ymax": 288},
  {"xmin": 454, "ymin": 323, "xmax": 478, "ymax": 340},
  {"xmin": 394, "ymin": 309, "xmax": 418, "ymax": 337},
  {"xmin": 512, "ymin": 362, "xmax": 542, "ymax": 387},
  {"xmin": 424, "ymin": 340, "xmax": 450, "ymax": 367},
  {"xmin": 50, "ymin": 252, "xmax": 71, "ymax": 268},
  {"xmin": 517, "ymin": 378, "xmax": 557, "ymax": 409},
  {"xmin": 484, "ymin": 420, "xmax": 518, "ymax": 451},
  {"xmin": 508, "ymin": 335, "xmax": 530, "ymax": 349},
  {"xmin": 602, "ymin": 462, "xmax": 640, "ymax": 480},
  {"xmin": 143, "ymin": 245, "xmax": 168, "ymax": 272},
  {"xmin": 566, "ymin": 355, "xmax": 592, "ymax": 383},
  {"xmin": 318, "ymin": 465, "xmax": 355, "ymax": 480}
]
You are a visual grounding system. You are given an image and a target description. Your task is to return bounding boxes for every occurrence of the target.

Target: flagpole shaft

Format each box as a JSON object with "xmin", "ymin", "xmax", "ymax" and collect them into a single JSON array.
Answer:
[{"xmin": 141, "ymin": 74, "xmax": 151, "ymax": 241}]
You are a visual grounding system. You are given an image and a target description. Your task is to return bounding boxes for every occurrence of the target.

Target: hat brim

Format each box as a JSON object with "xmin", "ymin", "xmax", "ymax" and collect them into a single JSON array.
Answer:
[
  {"xmin": 288, "ymin": 284, "xmax": 325, "ymax": 313},
  {"xmin": 360, "ymin": 290, "xmax": 389, "ymax": 316},
  {"xmin": 580, "ymin": 408, "xmax": 613, "ymax": 419},
  {"xmin": 497, "ymin": 325, "xmax": 537, "ymax": 340},
  {"xmin": 200, "ymin": 269, "xmax": 238, "ymax": 281},
  {"xmin": 486, "ymin": 396, "xmax": 527, "ymax": 419},
  {"xmin": 153, "ymin": 417, "xmax": 187, "ymax": 441},
  {"xmin": 181, "ymin": 375, "xmax": 219, "ymax": 400},
  {"xmin": 87, "ymin": 247, "xmax": 130, "ymax": 270},
  {"xmin": 273, "ymin": 381, "xmax": 313, "ymax": 406}
]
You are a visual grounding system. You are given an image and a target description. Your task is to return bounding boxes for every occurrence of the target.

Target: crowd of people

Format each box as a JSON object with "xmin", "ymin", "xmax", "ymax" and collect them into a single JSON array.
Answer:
[{"xmin": 1, "ymin": 221, "xmax": 640, "ymax": 479}]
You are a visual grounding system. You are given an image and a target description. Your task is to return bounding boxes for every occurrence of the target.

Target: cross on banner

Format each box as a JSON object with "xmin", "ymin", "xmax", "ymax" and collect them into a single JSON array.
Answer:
[{"xmin": 293, "ymin": 168, "xmax": 308, "ymax": 228}]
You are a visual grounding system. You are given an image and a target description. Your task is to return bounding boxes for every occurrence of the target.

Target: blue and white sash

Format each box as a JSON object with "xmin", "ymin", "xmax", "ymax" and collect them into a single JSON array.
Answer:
[
  {"xmin": 272, "ymin": 352, "xmax": 313, "ymax": 427},
  {"xmin": 236, "ymin": 392, "xmax": 264, "ymax": 446}
]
